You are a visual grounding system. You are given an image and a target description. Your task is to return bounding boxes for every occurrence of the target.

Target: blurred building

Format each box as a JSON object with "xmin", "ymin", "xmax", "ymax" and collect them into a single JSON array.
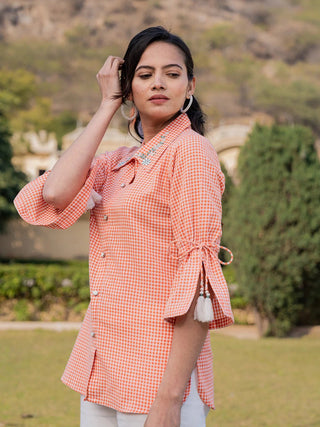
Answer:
[
  {"xmin": 208, "ymin": 113, "xmax": 274, "ymax": 182},
  {"xmin": 3, "ymin": 114, "xmax": 272, "ymax": 260},
  {"xmin": 2, "ymin": 126, "xmax": 138, "ymax": 260},
  {"xmin": 11, "ymin": 127, "xmax": 138, "ymax": 181},
  {"xmin": 11, "ymin": 130, "xmax": 59, "ymax": 181}
]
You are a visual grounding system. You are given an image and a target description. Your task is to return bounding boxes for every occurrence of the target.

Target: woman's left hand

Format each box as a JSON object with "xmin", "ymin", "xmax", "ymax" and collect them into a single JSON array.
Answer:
[{"xmin": 144, "ymin": 396, "xmax": 182, "ymax": 427}]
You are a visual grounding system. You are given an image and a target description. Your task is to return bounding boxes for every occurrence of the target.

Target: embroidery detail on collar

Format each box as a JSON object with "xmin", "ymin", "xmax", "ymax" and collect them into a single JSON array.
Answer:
[
  {"xmin": 116, "ymin": 155, "xmax": 134, "ymax": 168},
  {"xmin": 136, "ymin": 132, "xmax": 169, "ymax": 166}
]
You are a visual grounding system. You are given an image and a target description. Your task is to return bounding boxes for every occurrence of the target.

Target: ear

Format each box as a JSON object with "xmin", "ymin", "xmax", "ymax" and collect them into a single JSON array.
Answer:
[{"xmin": 187, "ymin": 77, "xmax": 196, "ymax": 97}]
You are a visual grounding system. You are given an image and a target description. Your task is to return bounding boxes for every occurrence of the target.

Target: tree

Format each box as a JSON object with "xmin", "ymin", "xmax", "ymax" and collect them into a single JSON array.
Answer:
[
  {"xmin": 253, "ymin": 80, "xmax": 320, "ymax": 135},
  {"xmin": 0, "ymin": 69, "xmax": 76, "ymax": 148},
  {"xmin": 0, "ymin": 114, "xmax": 27, "ymax": 231},
  {"xmin": 225, "ymin": 124, "xmax": 320, "ymax": 336},
  {"xmin": 0, "ymin": 69, "xmax": 36, "ymax": 116},
  {"xmin": 220, "ymin": 162, "xmax": 234, "ymax": 264}
]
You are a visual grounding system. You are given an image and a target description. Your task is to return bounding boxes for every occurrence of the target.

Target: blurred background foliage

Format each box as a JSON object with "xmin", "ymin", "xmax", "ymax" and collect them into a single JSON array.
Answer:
[
  {"xmin": 0, "ymin": 0, "xmax": 320, "ymax": 335},
  {"xmin": 224, "ymin": 124, "xmax": 320, "ymax": 336},
  {"xmin": 0, "ymin": 0, "xmax": 319, "ymax": 134},
  {"xmin": 0, "ymin": 260, "xmax": 90, "ymax": 321},
  {"xmin": 0, "ymin": 114, "xmax": 27, "ymax": 231}
]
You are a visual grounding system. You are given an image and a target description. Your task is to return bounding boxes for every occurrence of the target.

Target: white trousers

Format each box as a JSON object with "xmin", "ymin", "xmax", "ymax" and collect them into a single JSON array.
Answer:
[{"xmin": 80, "ymin": 370, "xmax": 210, "ymax": 427}]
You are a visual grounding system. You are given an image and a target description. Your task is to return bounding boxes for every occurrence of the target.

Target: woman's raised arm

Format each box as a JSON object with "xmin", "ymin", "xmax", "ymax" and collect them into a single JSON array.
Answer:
[{"xmin": 43, "ymin": 56, "xmax": 124, "ymax": 210}]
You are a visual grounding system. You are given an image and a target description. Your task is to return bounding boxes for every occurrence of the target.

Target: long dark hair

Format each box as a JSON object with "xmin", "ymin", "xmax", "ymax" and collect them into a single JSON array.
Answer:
[{"xmin": 119, "ymin": 26, "xmax": 206, "ymax": 140}]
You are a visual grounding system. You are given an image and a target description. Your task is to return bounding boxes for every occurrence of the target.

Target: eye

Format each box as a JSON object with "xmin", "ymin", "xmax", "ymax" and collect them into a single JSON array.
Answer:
[
  {"xmin": 167, "ymin": 72, "xmax": 180, "ymax": 78},
  {"xmin": 138, "ymin": 74, "xmax": 152, "ymax": 79}
]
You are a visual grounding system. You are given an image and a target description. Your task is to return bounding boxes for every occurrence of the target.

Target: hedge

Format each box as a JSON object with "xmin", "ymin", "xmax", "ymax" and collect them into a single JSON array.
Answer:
[
  {"xmin": 0, "ymin": 260, "xmax": 246, "ymax": 321},
  {"xmin": 225, "ymin": 124, "xmax": 320, "ymax": 336},
  {"xmin": 0, "ymin": 260, "xmax": 90, "ymax": 307}
]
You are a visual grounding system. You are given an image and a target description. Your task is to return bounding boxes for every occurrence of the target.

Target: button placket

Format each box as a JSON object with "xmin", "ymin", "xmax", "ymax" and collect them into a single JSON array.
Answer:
[
  {"xmin": 119, "ymin": 158, "xmax": 138, "ymax": 188},
  {"xmin": 100, "ymin": 210, "xmax": 109, "ymax": 260}
]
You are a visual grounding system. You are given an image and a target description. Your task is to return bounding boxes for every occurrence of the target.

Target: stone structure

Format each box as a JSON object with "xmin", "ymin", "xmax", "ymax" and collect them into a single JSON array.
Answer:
[
  {"xmin": 208, "ymin": 123, "xmax": 253, "ymax": 180},
  {"xmin": 62, "ymin": 126, "xmax": 138, "ymax": 155},
  {"xmin": 11, "ymin": 126, "xmax": 138, "ymax": 181},
  {"xmin": 0, "ymin": 213, "xmax": 90, "ymax": 260},
  {"xmin": 11, "ymin": 130, "xmax": 59, "ymax": 180},
  {"xmin": 4, "ymin": 126, "xmax": 139, "ymax": 260},
  {"xmin": 208, "ymin": 113, "xmax": 274, "ymax": 181},
  {"xmin": 6, "ymin": 115, "xmax": 273, "ymax": 260}
]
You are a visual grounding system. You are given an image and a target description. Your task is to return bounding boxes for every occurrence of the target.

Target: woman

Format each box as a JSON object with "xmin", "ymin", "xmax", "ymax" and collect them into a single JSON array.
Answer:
[{"xmin": 14, "ymin": 26, "xmax": 234, "ymax": 427}]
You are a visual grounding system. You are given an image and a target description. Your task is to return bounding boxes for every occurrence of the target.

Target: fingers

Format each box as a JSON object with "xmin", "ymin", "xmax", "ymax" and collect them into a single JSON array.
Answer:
[
  {"xmin": 96, "ymin": 56, "xmax": 124, "ymax": 104},
  {"xmin": 96, "ymin": 56, "xmax": 124, "ymax": 79}
]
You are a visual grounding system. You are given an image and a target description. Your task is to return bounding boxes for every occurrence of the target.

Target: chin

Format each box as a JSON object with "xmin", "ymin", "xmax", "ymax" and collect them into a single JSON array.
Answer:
[{"xmin": 151, "ymin": 108, "xmax": 180, "ymax": 119}]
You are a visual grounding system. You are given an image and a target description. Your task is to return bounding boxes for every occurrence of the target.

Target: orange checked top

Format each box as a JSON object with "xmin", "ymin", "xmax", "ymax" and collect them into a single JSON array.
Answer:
[{"xmin": 14, "ymin": 113, "xmax": 234, "ymax": 413}]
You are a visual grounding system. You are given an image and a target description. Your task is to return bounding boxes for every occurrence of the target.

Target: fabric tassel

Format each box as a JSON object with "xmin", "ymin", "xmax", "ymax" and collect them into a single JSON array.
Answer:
[
  {"xmin": 195, "ymin": 292, "xmax": 214, "ymax": 322},
  {"xmin": 203, "ymin": 291, "xmax": 214, "ymax": 322},
  {"xmin": 194, "ymin": 290, "xmax": 205, "ymax": 321},
  {"xmin": 194, "ymin": 263, "xmax": 214, "ymax": 322}
]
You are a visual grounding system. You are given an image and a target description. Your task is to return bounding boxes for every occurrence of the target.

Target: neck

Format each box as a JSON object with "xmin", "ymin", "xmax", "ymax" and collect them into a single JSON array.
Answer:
[{"xmin": 140, "ymin": 113, "xmax": 180, "ymax": 144}]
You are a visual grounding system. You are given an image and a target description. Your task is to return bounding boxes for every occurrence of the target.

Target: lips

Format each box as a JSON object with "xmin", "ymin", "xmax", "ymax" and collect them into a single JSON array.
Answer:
[
  {"xmin": 149, "ymin": 95, "xmax": 169, "ymax": 100},
  {"xmin": 148, "ymin": 95, "xmax": 169, "ymax": 105}
]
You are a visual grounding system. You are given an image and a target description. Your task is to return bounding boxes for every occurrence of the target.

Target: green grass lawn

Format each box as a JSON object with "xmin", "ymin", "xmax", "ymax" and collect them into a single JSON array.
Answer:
[{"xmin": 0, "ymin": 330, "xmax": 319, "ymax": 427}]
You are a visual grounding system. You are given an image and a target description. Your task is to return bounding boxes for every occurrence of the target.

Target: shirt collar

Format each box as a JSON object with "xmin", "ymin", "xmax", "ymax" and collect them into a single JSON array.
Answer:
[{"xmin": 112, "ymin": 114, "xmax": 191, "ymax": 172}]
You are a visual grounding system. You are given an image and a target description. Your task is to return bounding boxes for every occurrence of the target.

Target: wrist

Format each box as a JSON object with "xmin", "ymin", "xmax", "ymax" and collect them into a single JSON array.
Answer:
[
  {"xmin": 99, "ymin": 97, "xmax": 121, "ymax": 111},
  {"xmin": 156, "ymin": 386, "xmax": 185, "ymax": 406}
]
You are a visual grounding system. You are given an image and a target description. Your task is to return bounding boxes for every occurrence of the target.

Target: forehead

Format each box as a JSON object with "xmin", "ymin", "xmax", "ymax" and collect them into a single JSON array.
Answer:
[{"xmin": 137, "ymin": 41, "xmax": 186, "ymax": 68}]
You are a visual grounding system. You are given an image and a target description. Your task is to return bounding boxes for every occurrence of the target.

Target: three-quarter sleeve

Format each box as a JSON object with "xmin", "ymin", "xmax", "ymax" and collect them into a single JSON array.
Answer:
[
  {"xmin": 14, "ymin": 154, "xmax": 108, "ymax": 230},
  {"xmin": 164, "ymin": 135, "xmax": 234, "ymax": 329}
]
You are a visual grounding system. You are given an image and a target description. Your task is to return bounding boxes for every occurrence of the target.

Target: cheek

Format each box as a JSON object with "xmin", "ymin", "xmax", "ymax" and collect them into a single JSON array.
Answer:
[
  {"xmin": 171, "ymin": 87, "xmax": 189, "ymax": 103},
  {"xmin": 131, "ymin": 82, "xmax": 144, "ymax": 102},
  {"xmin": 171, "ymin": 79, "xmax": 190, "ymax": 94}
]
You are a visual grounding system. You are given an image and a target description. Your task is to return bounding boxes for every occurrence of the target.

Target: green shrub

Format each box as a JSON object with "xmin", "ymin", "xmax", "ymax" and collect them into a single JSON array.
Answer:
[
  {"xmin": 64, "ymin": 25, "xmax": 93, "ymax": 48},
  {"xmin": 282, "ymin": 27, "xmax": 320, "ymax": 64},
  {"xmin": 231, "ymin": 296, "xmax": 249, "ymax": 310},
  {"xmin": 293, "ymin": 0, "xmax": 320, "ymax": 25},
  {"xmin": 204, "ymin": 23, "xmax": 243, "ymax": 50},
  {"xmin": 0, "ymin": 115, "xmax": 27, "ymax": 231},
  {"xmin": 0, "ymin": 260, "xmax": 244, "ymax": 321},
  {"xmin": 0, "ymin": 69, "xmax": 36, "ymax": 115},
  {"xmin": 222, "ymin": 265, "xmax": 236, "ymax": 286},
  {"xmin": 253, "ymin": 79, "xmax": 320, "ymax": 134},
  {"xmin": 13, "ymin": 299, "xmax": 32, "ymax": 321},
  {"xmin": 225, "ymin": 124, "xmax": 320, "ymax": 336},
  {"xmin": 221, "ymin": 163, "xmax": 235, "ymax": 265},
  {"xmin": 0, "ymin": 261, "xmax": 90, "ymax": 312}
]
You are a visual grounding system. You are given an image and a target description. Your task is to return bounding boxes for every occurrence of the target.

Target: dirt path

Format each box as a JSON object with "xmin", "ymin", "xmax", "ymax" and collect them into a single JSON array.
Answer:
[
  {"xmin": 1, "ymin": 322, "xmax": 319, "ymax": 338},
  {"xmin": 0, "ymin": 321, "xmax": 82, "ymax": 332}
]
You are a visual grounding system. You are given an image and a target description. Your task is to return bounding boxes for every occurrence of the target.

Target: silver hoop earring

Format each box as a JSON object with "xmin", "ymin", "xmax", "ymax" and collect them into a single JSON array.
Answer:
[
  {"xmin": 121, "ymin": 102, "xmax": 138, "ymax": 121},
  {"xmin": 180, "ymin": 95, "xmax": 193, "ymax": 114}
]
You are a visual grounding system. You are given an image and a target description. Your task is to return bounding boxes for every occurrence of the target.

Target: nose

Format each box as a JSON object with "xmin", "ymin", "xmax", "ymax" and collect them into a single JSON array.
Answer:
[{"xmin": 152, "ymin": 72, "xmax": 166, "ymax": 90}]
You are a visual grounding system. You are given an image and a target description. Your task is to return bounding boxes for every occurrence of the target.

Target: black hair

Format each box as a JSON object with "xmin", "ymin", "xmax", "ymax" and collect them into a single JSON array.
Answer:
[{"xmin": 119, "ymin": 26, "xmax": 206, "ymax": 140}]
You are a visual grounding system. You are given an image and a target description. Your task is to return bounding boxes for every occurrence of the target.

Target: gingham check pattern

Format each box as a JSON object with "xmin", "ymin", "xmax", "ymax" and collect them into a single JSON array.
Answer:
[{"xmin": 14, "ymin": 114, "xmax": 234, "ymax": 413}]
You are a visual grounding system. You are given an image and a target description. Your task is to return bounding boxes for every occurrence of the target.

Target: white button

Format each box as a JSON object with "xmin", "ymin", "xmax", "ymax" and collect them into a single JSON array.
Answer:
[
  {"xmin": 92, "ymin": 290, "xmax": 98, "ymax": 296},
  {"xmin": 121, "ymin": 183, "xmax": 126, "ymax": 188},
  {"xmin": 90, "ymin": 331, "xmax": 95, "ymax": 337},
  {"xmin": 101, "ymin": 252, "xmax": 106, "ymax": 258},
  {"xmin": 103, "ymin": 215, "xmax": 108, "ymax": 220}
]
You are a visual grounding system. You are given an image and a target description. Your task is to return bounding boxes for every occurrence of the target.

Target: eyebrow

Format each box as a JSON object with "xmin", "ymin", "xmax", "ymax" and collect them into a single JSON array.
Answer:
[{"xmin": 135, "ymin": 64, "xmax": 183, "ymax": 72}]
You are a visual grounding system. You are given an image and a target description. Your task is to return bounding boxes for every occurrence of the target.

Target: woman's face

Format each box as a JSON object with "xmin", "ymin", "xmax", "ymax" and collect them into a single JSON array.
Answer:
[{"xmin": 130, "ymin": 41, "xmax": 195, "ymax": 127}]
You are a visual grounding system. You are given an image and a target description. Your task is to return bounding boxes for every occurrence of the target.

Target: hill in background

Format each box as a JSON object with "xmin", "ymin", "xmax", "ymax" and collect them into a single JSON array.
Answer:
[{"xmin": 1, "ymin": 0, "xmax": 320, "ymax": 133}]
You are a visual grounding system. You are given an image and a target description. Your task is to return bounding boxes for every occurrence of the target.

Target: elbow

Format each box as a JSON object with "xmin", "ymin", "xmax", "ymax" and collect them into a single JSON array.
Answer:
[
  {"xmin": 42, "ymin": 185, "xmax": 68, "ymax": 210},
  {"xmin": 42, "ymin": 185, "xmax": 54, "ymax": 204}
]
